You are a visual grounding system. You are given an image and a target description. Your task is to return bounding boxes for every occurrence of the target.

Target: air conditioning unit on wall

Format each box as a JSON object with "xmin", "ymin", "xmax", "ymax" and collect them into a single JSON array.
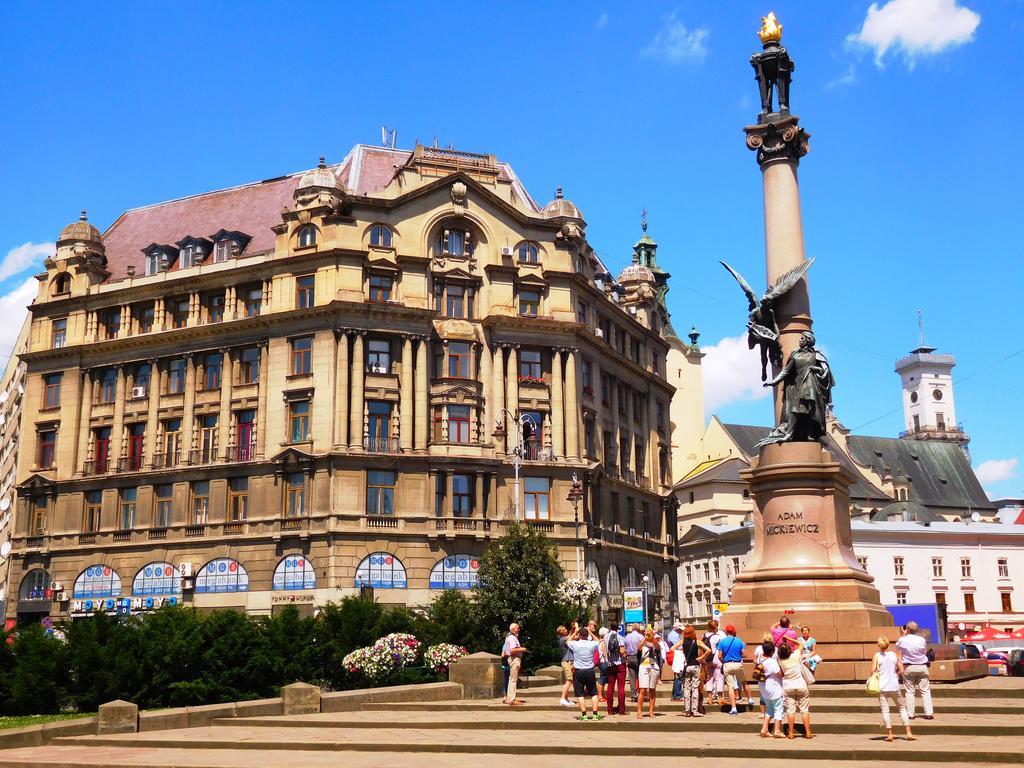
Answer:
[
  {"xmin": 500, "ymin": 246, "xmax": 513, "ymax": 257},
  {"xmin": 131, "ymin": 386, "xmax": 147, "ymax": 399}
]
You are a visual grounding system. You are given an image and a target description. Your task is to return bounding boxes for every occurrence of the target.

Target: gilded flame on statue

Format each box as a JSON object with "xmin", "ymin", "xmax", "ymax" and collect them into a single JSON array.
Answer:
[{"xmin": 758, "ymin": 11, "xmax": 783, "ymax": 44}]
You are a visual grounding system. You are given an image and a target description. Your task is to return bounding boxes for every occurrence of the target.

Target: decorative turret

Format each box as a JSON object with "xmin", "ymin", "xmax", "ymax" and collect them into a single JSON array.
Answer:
[
  {"xmin": 293, "ymin": 155, "xmax": 346, "ymax": 210},
  {"xmin": 543, "ymin": 187, "xmax": 585, "ymax": 247},
  {"xmin": 56, "ymin": 210, "xmax": 105, "ymax": 264}
]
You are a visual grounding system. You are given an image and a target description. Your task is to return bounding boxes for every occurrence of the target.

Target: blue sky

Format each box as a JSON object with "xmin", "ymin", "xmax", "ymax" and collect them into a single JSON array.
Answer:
[{"xmin": 0, "ymin": 1, "xmax": 1020, "ymax": 498}]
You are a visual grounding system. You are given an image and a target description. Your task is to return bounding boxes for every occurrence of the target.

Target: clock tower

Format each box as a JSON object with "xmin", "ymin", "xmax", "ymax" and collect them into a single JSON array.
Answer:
[{"xmin": 895, "ymin": 343, "xmax": 970, "ymax": 454}]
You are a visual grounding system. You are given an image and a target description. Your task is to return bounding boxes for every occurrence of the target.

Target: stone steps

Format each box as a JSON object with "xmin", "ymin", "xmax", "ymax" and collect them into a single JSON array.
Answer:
[
  {"xmin": 211, "ymin": 711, "xmax": 1020, "ymax": 737},
  {"xmin": 41, "ymin": 726, "xmax": 1024, "ymax": 763}
]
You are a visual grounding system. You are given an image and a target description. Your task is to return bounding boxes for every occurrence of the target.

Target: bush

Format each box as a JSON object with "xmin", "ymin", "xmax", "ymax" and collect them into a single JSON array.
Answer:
[{"xmin": 8, "ymin": 625, "xmax": 66, "ymax": 715}]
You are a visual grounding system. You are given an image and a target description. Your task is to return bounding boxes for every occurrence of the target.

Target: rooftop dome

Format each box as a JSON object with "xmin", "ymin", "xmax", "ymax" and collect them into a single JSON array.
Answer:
[
  {"xmin": 57, "ymin": 210, "xmax": 103, "ymax": 248},
  {"xmin": 617, "ymin": 262, "xmax": 656, "ymax": 284},
  {"xmin": 297, "ymin": 156, "xmax": 345, "ymax": 193},
  {"xmin": 542, "ymin": 187, "xmax": 583, "ymax": 220}
]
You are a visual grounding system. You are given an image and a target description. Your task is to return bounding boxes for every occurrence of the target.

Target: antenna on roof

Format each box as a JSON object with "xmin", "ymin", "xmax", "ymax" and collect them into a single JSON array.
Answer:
[
  {"xmin": 917, "ymin": 308, "xmax": 925, "ymax": 348},
  {"xmin": 381, "ymin": 126, "xmax": 397, "ymax": 149}
]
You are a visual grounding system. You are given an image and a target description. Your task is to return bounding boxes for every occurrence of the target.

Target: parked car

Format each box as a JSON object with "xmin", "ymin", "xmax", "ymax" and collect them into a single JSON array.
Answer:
[
  {"xmin": 986, "ymin": 651, "xmax": 1009, "ymax": 674},
  {"xmin": 961, "ymin": 643, "xmax": 981, "ymax": 659}
]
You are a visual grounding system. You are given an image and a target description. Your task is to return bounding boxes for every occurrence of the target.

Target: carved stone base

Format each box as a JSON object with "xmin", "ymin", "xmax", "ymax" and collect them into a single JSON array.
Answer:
[{"xmin": 727, "ymin": 442, "xmax": 894, "ymax": 641}]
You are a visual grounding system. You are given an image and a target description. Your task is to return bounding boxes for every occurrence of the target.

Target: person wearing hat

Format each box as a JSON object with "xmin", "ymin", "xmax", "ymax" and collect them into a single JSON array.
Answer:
[
  {"xmin": 716, "ymin": 624, "xmax": 751, "ymax": 715},
  {"xmin": 667, "ymin": 621, "xmax": 685, "ymax": 701}
]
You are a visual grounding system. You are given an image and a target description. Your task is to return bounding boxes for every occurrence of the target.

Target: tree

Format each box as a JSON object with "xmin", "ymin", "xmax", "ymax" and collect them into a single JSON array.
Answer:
[
  {"xmin": 8, "ymin": 624, "xmax": 66, "ymax": 715},
  {"xmin": 473, "ymin": 522, "xmax": 569, "ymax": 667}
]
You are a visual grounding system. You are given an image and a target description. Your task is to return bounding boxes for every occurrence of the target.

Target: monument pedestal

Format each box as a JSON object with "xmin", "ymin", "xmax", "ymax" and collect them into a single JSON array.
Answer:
[{"xmin": 728, "ymin": 442, "xmax": 984, "ymax": 681}]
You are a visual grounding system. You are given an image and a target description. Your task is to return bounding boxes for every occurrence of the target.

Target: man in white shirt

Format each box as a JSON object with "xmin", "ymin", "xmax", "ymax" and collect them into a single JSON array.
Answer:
[
  {"xmin": 502, "ymin": 623, "xmax": 526, "ymax": 706},
  {"xmin": 895, "ymin": 621, "xmax": 933, "ymax": 719}
]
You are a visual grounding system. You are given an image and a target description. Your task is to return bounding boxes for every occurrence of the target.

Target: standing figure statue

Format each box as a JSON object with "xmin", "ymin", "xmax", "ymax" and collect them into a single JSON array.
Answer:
[
  {"xmin": 756, "ymin": 331, "xmax": 834, "ymax": 448},
  {"xmin": 720, "ymin": 258, "xmax": 814, "ymax": 381}
]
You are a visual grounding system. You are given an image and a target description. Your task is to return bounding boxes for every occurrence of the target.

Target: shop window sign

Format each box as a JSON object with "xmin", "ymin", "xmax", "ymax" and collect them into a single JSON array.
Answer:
[
  {"xmin": 73, "ymin": 565, "xmax": 122, "ymax": 598},
  {"xmin": 195, "ymin": 558, "xmax": 249, "ymax": 593},
  {"xmin": 273, "ymin": 556, "xmax": 316, "ymax": 591},
  {"xmin": 429, "ymin": 555, "xmax": 479, "ymax": 590},
  {"xmin": 355, "ymin": 553, "xmax": 407, "ymax": 589}
]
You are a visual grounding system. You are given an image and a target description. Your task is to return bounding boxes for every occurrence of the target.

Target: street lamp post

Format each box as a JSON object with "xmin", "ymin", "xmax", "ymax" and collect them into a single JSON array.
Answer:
[
  {"xmin": 492, "ymin": 409, "xmax": 539, "ymax": 522},
  {"xmin": 567, "ymin": 473, "xmax": 584, "ymax": 579},
  {"xmin": 641, "ymin": 573, "xmax": 650, "ymax": 628}
]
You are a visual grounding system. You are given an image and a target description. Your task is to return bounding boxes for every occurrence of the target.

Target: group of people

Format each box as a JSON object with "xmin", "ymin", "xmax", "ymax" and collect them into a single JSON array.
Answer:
[{"xmin": 502, "ymin": 616, "xmax": 936, "ymax": 740}]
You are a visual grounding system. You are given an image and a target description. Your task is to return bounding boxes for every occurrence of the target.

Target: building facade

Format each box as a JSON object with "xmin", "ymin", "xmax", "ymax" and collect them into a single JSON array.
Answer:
[
  {"xmin": 0, "ymin": 318, "xmax": 30, "ymax": 623},
  {"xmin": 895, "ymin": 343, "xmax": 970, "ymax": 453},
  {"xmin": 8, "ymin": 144, "xmax": 677, "ymax": 625}
]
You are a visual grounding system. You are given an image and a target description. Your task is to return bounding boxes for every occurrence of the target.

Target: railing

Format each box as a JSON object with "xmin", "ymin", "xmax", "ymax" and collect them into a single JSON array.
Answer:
[
  {"xmin": 151, "ymin": 451, "xmax": 180, "ymax": 470},
  {"xmin": 112, "ymin": 531, "xmax": 132, "ymax": 542},
  {"xmin": 117, "ymin": 455, "xmax": 145, "ymax": 473},
  {"xmin": 184, "ymin": 525, "xmax": 206, "ymax": 538},
  {"xmin": 622, "ymin": 469, "xmax": 635, "ymax": 485},
  {"xmin": 82, "ymin": 459, "xmax": 110, "ymax": 476},
  {"xmin": 189, "ymin": 447, "xmax": 218, "ymax": 466},
  {"xmin": 225, "ymin": 442, "xmax": 257, "ymax": 462},
  {"xmin": 364, "ymin": 436, "xmax": 401, "ymax": 454},
  {"xmin": 526, "ymin": 520, "xmax": 554, "ymax": 533},
  {"xmin": 899, "ymin": 424, "xmax": 967, "ymax": 439},
  {"xmin": 78, "ymin": 533, "xmax": 96, "ymax": 545},
  {"xmin": 367, "ymin": 515, "xmax": 399, "ymax": 529},
  {"xmin": 281, "ymin": 517, "xmax": 307, "ymax": 531},
  {"xmin": 148, "ymin": 528, "xmax": 167, "ymax": 540}
]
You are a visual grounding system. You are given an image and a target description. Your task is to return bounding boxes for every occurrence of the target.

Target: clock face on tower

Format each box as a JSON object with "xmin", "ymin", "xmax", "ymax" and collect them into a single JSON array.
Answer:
[
  {"xmin": 933, "ymin": 389, "xmax": 943, "ymax": 401},
  {"xmin": 910, "ymin": 392, "xmax": 918, "ymax": 403}
]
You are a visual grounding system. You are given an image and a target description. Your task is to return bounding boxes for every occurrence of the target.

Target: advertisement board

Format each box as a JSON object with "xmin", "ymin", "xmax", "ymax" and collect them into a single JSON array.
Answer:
[{"xmin": 623, "ymin": 588, "xmax": 646, "ymax": 625}]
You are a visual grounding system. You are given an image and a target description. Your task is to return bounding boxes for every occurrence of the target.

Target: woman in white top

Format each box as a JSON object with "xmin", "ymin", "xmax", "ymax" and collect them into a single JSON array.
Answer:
[
  {"xmin": 758, "ymin": 640, "xmax": 785, "ymax": 738},
  {"xmin": 636, "ymin": 629, "xmax": 661, "ymax": 719},
  {"xmin": 777, "ymin": 640, "xmax": 812, "ymax": 739},
  {"xmin": 872, "ymin": 636, "xmax": 916, "ymax": 742},
  {"xmin": 753, "ymin": 632, "xmax": 772, "ymax": 717}
]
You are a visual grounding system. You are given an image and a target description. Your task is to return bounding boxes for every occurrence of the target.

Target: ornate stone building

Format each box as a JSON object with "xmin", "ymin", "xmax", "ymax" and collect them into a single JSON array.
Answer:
[{"xmin": 7, "ymin": 144, "xmax": 677, "ymax": 625}]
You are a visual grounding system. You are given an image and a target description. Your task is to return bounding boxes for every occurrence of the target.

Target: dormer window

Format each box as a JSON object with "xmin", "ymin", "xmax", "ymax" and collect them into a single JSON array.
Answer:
[
  {"xmin": 370, "ymin": 224, "xmax": 393, "ymax": 248},
  {"xmin": 517, "ymin": 242, "xmax": 539, "ymax": 264},
  {"xmin": 438, "ymin": 227, "xmax": 472, "ymax": 259},
  {"xmin": 297, "ymin": 224, "xmax": 318, "ymax": 248},
  {"xmin": 142, "ymin": 244, "xmax": 174, "ymax": 276},
  {"xmin": 210, "ymin": 230, "xmax": 251, "ymax": 263},
  {"xmin": 177, "ymin": 237, "xmax": 211, "ymax": 269},
  {"xmin": 180, "ymin": 244, "xmax": 200, "ymax": 268}
]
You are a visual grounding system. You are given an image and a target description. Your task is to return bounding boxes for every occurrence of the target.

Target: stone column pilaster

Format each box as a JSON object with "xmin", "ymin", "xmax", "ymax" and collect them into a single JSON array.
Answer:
[
  {"xmin": 182, "ymin": 353, "xmax": 196, "ymax": 462},
  {"xmin": 492, "ymin": 344, "xmax": 505, "ymax": 452},
  {"xmin": 550, "ymin": 348, "xmax": 563, "ymax": 460},
  {"xmin": 335, "ymin": 329, "xmax": 350, "ymax": 448},
  {"xmin": 110, "ymin": 366, "xmax": 127, "ymax": 463},
  {"xmin": 256, "ymin": 340, "xmax": 269, "ymax": 459},
  {"xmin": 400, "ymin": 335, "xmax": 413, "ymax": 451},
  {"xmin": 144, "ymin": 360, "xmax": 161, "ymax": 465},
  {"xmin": 480, "ymin": 336, "xmax": 493, "ymax": 447},
  {"xmin": 218, "ymin": 348, "xmax": 233, "ymax": 458},
  {"xmin": 565, "ymin": 347, "xmax": 580, "ymax": 460},
  {"xmin": 76, "ymin": 369, "xmax": 93, "ymax": 473},
  {"xmin": 349, "ymin": 331, "xmax": 365, "ymax": 451},
  {"xmin": 474, "ymin": 471, "xmax": 484, "ymax": 517},
  {"xmin": 507, "ymin": 345, "xmax": 519, "ymax": 419},
  {"xmin": 414, "ymin": 336, "xmax": 428, "ymax": 451}
]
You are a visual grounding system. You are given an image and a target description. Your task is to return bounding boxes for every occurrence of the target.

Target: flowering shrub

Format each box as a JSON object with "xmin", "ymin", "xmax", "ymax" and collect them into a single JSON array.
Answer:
[
  {"xmin": 373, "ymin": 632, "xmax": 421, "ymax": 667},
  {"xmin": 556, "ymin": 577, "xmax": 601, "ymax": 607},
  {"xmin": 342, "ymin": 644, "xmax": 396, "ymax": 682},
  {"xmin": 424, "ymin": 643, "xmax": 468, "ymax": 673}
]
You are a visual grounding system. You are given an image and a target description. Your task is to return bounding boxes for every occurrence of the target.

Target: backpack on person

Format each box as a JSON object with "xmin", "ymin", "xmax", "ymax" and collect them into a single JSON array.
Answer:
[
  {"xmin": 751, "ymin": 661, "xmax": 767, "ymax": 682},
  {"xmin": 606, "ymin": 631, "xmax": 622, "ymax": 664}
]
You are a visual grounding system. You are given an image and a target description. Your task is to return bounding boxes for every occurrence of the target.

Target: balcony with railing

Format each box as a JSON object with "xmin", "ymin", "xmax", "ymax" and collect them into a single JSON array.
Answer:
[
  {"xmin": 188, "ymin": 446, "xmax": 219, "ymax": 466},
  {"xmin": 151, "ymin": 451, "xmax": 180, "ymax": 470},
  {"xmin": 364, "ymin": 436, "xmax": 401, "ymax": 454},
  {"xmin": 117, "ymin": 455, "xmax": 145, "ymax": 473},
  {"xmin": 434, "ymin": 516, "xmax": 491, "ymax": 533},
  {"xmin": 899, "ymin": 423, "xmax": 970, "ymax": 442},
  {"xmin": 225, "ymin": 442, "xmax": 257, "ymax": 462},
  {"xmin": 82, "ymin": 459, "xmax": 110, "ymax": 476}
]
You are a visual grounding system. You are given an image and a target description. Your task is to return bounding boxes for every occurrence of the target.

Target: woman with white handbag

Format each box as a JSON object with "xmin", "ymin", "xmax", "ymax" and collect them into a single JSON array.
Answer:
[{"xmin": 870, "ymin": 637, "xmax": 916, "ymax": 742}]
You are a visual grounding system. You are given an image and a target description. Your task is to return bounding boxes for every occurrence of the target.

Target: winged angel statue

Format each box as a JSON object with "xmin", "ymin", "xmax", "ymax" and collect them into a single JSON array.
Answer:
[{"xmin": 719, "ymin": 258, "xmax": 815, "ymax": 382}]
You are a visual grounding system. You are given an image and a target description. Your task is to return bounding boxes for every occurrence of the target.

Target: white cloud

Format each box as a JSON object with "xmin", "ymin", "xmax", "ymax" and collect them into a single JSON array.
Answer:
[
  {"xmin": 827, "ymin": 64, "xmax": 858, "ymax": 90},
  {"xmin": 0, "ymin": 277, "xmax": 37, "ymax": 365},
  {"xmin": 848, "ymin": 0, "xmax": 980, "ymax": 65},
  {"xmin": 974, "ymin": 457, "xmax": 1019, "ymax": 485},
  {"xmin": 701, "ymin": 334, "xmax": 772, "ymax": 413},
  {"xmin": 642, "ymin": 13, "xmax": 709, "ymax": 65},
  {"xmin": 0, "ymin": 242, "xmax": 52, "ymax": 282},
  {"xmin": 595, "ymin": 12, "xmax": 608, "ymax": 30}
]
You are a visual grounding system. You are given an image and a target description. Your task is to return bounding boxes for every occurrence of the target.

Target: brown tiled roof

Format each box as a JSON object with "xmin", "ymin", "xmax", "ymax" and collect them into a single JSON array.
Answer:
[
  {"xmin": 102, "ymin": 174, "xmax": 300, "ymax": 283},
  {"xmin": 100, "ymin": 145, "xmax": 537, "ymax": 284}
]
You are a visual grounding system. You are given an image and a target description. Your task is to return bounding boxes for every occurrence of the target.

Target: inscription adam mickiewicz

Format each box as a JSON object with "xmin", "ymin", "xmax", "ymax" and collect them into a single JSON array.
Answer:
[{"xmin": 765, "ymin": 508, "xmax": 820, "ymax": 536}]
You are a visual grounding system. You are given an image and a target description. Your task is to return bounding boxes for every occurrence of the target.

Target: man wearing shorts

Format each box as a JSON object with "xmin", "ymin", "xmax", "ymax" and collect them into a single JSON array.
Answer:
[
  {"xmin": 716, "ymin": 624, "xmax": 749, "ymax": 715},
  {"xmin": 567, "ymin": 624, "xmax": 602, "ymax": 720}
]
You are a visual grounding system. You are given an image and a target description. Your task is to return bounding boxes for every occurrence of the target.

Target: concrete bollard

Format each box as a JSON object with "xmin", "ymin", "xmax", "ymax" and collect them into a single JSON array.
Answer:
[
  {"xmin": 448, "ymin": 651, "xmax": 504, "ymax": 699},
  {"xmin": 97, "ymin": 699, "xmax": 139, "ymax": 734},
  {"xmin": 281, "ymin": 682, "xmax": 321, "ymax": 715}
]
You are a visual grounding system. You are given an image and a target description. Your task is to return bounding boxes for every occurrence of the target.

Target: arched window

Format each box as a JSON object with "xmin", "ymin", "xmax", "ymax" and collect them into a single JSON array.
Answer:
[
  {"xmin": 273, "ymin": 555, "xmax": 316, "ymax": 591},
  {"xmin": 369, "ymin": 224, "xmax": 393, "ymax": 248},
  {"xmin": 685, "ymin": 592, "xmax": 694, "ymax": 617},
  {"xmin": 661, "ymin": 573, "xmax": 673, "ymax": 600},
  {"xmin": 645, "ymin": 569, "xmax": 656, "ymax": 591},
  {"xmin": 585, "ymin": 561, "xmax": 601, "ymax": 586},
  {"xmin": 704, "ymin": 591, "xmax": 713, "ymax": 613},
  {"xmin": 73, "ymin": 564, "xmax": 122, "ymax": 598},
  {"xmin": 195, "ymin": 558, "xmax": 249, "ymax": 593},
  {"xmin": 133, "ymin": 561, "xmax": 181, "ymax": 596},
  {"xmin": 517, "ymin": 242, "xmax": 539, "ymax": 264},
  {"xmin": 437, "ymin": 226, "xmax": 472, "ymax": 258},
  {"xmin": 605, "ymin": 564, "xmax": 621, "ymax": 595},
  {"xmin": 355, "ymin": 552, "xmax": 407, "ymax": 589},
  {"xmin": 428, "ymin": 554, "xmax": 480, "ymax": 590},
  {"xmin": 52, "ymin": 273, "xmax": 71, "ymax": 295},
  {"xmin": 626, "ymin": 567, "xmax": 639, "ymax": 588},
  {"xmin": 297, "ymin": 224, "xmax": 318, "ymax": 248},
  {"xmin": 19, "ymin": 568, "xmax": 50, "ymax": 601}
]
